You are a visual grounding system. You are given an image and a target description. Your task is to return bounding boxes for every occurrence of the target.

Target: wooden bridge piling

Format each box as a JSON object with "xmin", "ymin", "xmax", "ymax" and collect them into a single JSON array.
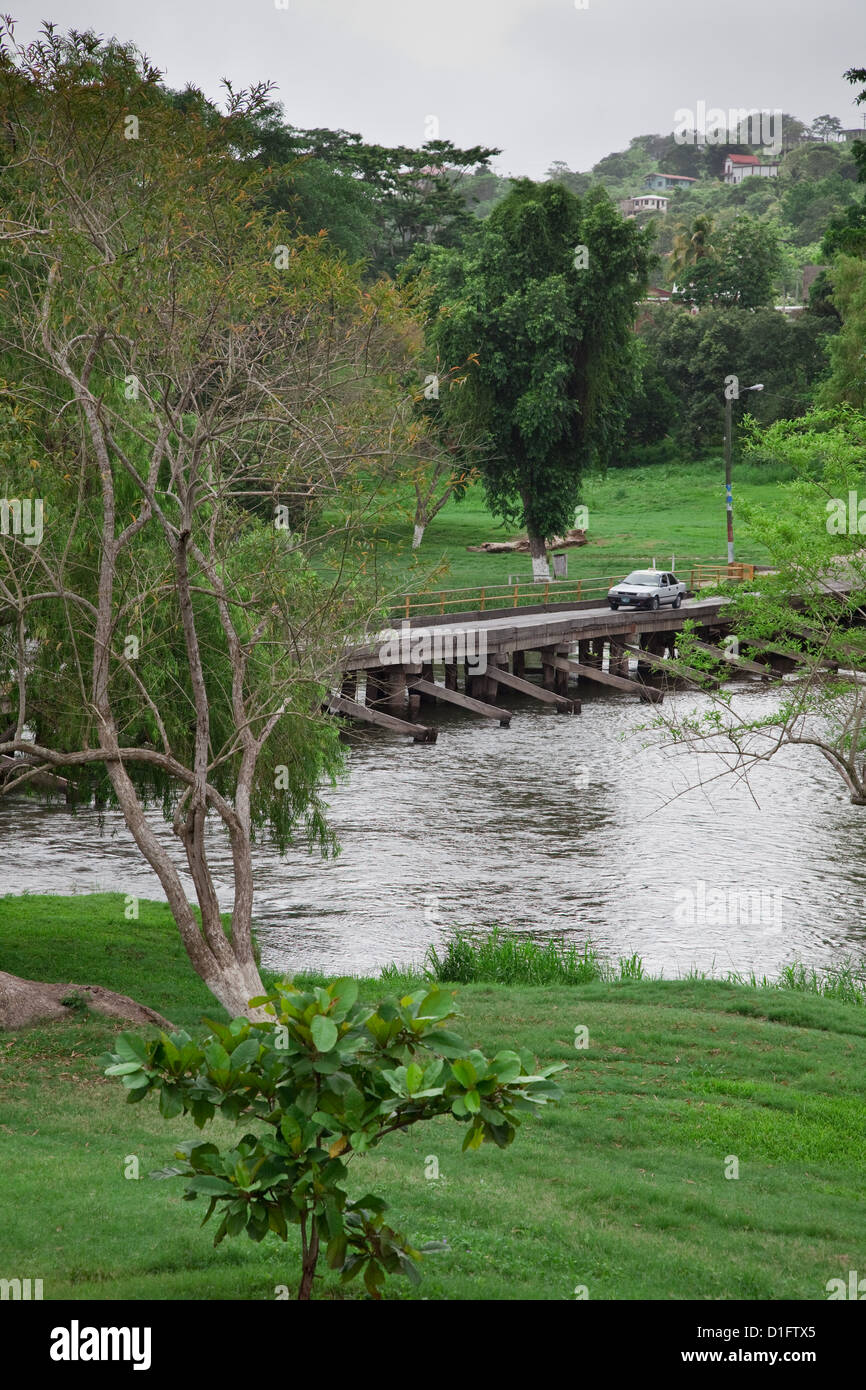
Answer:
[
  {"xmin": 408, "ymin": 676, "xmax": 511, "ymax": 726},
  {"xmin": 553, "ymin": 653, "xmax": 663, "ymax": 703},
  {"xmin": 487, "ymin": 664, "xmax": 580, "ymax": 713}
]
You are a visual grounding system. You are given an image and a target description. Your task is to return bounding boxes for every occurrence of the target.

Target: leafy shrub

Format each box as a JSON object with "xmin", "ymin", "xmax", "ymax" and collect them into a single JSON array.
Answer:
[{"xmin": 104, "ymin": 978, "xmax": 562, "ymax": 1299}]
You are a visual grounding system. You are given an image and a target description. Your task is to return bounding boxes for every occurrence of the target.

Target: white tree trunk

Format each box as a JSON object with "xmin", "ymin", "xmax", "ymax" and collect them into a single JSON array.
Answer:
[
  {"xmin": 530, "ymin": 537, "xmax": 551, "ymax": 581},
  {"xmin": 412, "ymin": 522, "xmax": 425, "ymax": 550}
]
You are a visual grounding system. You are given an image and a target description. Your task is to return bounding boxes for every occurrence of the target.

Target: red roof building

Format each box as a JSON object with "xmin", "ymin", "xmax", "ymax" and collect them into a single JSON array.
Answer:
[{"xmin": 724, "ymin": 153, "xmax": 779, "ymax": 184}]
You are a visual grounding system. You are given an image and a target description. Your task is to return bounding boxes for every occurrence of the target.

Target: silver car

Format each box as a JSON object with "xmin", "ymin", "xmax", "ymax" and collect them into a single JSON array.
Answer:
[{"xmin": 608, "ymin": 569, "xmax": 687, "ymax": 611}]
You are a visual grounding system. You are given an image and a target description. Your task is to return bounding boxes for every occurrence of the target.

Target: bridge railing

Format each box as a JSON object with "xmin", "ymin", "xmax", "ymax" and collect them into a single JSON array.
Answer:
[
  {"xmin": 390, "ymin": 564, "xmax": 756, "ymax": 620},
  {"xmin": 390, "ymin": 576, "xmax": 619, "ymax": 619},
  {"xmin": 690, "ymin": 563, "xmax": 756, "ymax": 585}
]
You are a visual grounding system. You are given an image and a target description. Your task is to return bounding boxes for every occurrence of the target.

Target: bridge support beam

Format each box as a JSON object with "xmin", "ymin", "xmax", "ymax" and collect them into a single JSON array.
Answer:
[
  {"xmin": 541, "ymin": 645, "xmax": 569, "ymax": 694},
  {"xmin": 408, "ymin": 676, "xmax": 511, "ymax": 726},
  {"xmin": 487, "ymin": 665, "xmax": 579, "ymax": 713},
  {"xmin": 385, "ymin": 669, "xmax": 406, "ymax": 714},
  {"xmin": 609, "ymin": 636, "xmax": 630, "ymax": 680},
  {"xmin": 416, "ymin": 663, "xmax": 437, "ymax": 704},
  {"xmin": 552, "ymin": 654, "xmax": 662, "ymax": 703},
  {"xmin": 365, "ymin": 667, "xmax": 388, "ymax": 706}
]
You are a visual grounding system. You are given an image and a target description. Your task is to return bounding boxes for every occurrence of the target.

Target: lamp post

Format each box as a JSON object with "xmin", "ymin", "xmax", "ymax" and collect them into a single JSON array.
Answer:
[{"xmin": 723, "ymin": 379, "xmax": 763, "ymax": 565}]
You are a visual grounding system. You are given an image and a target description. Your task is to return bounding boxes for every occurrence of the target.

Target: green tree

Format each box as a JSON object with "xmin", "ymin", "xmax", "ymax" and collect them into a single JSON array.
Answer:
[
  {"xmin": 809, "ymin": 114, "xmax": 843, "ymax": 141},
  {"xmin": 632, "ymin": 305, "xmax": 836, "ymax": 450},
  {"xmin": 843, "ymin": 66, "xmax": 866, "ymax": 182},
  {"xmin": 668, "ymin": 213, "xmax": 716, "ymax": 280},
  {"xmin": 822, "ymin": 200, "xmax": 866, "ymax": 258},
  {"xmin": 783, "ymin": 176, "xmax": 862, "ymax": 246},
  {"xmin": 417, "ymin": 181, "xmax": 654, "ymax": 576},
  {"xmin": 545, "ymin": 160, "xmax": 591, "ymax": 198},
  {"xmin": 0, "ymin": 24, "xmax": 420, "ymax": 1015},
  {"xmin": 219, "ymin": 103, "xmax": 500, "ymax": 275},
  {"xmin": 672, "ymin": 215, "xmax": 782, "ymax": 309},
  {"xmin": 106, "ymin": 978, "xmax": 563, "ymax": 1299},
  {"xmin": 660, "ymin": 407, "xmax": 866, "ymax": 807},
  {"xmin": 817, "ymin": 255, "xmax": 866, "ymax": 408}
]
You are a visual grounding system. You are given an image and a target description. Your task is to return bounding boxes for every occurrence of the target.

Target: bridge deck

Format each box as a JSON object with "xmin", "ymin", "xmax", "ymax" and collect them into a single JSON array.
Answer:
[{"xmin": 343, "ymin": 596, "xmax": 732, "ymax": 671}]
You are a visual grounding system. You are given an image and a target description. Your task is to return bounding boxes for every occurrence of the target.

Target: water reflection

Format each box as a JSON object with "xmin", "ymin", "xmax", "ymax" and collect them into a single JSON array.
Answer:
[{"xmin": 1, "ymin": 682, "xmax": 865, "ymax": 978}]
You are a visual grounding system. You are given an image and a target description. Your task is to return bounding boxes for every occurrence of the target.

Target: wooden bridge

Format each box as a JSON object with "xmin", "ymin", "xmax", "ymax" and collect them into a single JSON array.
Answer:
[{"xmin": 330, "ymin": 566, "xmax": 791, "ymax": 744}]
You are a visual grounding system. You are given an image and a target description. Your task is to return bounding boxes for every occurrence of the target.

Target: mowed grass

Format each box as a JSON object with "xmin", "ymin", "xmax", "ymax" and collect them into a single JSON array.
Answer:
[
  {"xmin": 355, "ymin": 457, "xmax": 779, "ymax": 599},
  {"xmin": 1, "ymin": 894, "xmax": 864, "ymax": 1300}
]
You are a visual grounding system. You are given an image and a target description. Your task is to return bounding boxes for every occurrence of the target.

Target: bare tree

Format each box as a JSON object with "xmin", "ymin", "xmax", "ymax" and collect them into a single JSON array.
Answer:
[
  {"xmin": 0, "ymin": 23, "xmax": 418, "ymax": 1015},
  {"xmin": 647, "ymin": 408, "xmax": 866, "ymax": 812}
]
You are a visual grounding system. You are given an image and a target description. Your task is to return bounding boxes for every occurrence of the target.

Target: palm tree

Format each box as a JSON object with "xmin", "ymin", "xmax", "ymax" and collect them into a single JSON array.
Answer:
[{"xmin": 668, "ymin": 214, "xmax": 715, "ymax": 281}]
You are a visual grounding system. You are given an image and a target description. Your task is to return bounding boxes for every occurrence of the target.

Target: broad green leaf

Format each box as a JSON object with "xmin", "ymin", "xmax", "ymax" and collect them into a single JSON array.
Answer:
[
  {"xmin": 229, "ymin": 1038, "xmax": 260, "ymax": 1069},
  {"xmin": 158, "ymin": 1085, "xmax": 184, "ymax": 1118},
  {"xmin": 114, "ymin": 1033, "xmax": 150, "ymax": 1065},
  {"xmin": 329, "ymin": 978, "xmax": 358, "ymax": 1013},
  {"xmin": 327, "ymin": 1232, "xmax": 349, "ymax": 1269},
  {"xmin": 451, "ymin": 1058, "xmax": 477, "ymax": 1088},
  {"xmin": 423, "ymin": 1029, "xmax": 470, "ymax": 1058},
  {"xmin": 490, "ymin": 1050, "xmax": 523, "ymax": 1083},
  {"xmin": 204, "ymin": 1042, "xmax": 231, "ymax": 1072},
  {"xmin": 187, "ymin": 1175, "xmax": 235, "ymax": 1195},
  {"xmin": 311, "ymin": 1015, "xmax": 339, "ymax": 1053}
]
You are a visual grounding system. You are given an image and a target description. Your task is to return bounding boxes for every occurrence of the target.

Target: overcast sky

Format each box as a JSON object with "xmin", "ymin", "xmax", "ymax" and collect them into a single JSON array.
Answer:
[{"xmin": 15, "ymin": 0, "xmax": 866, "ymax": 177}]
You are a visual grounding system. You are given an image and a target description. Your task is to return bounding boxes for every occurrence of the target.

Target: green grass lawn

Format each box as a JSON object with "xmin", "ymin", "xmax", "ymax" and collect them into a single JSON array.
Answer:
[
  {"xmin": 354, "ymin": 456, "xmax": 780, "ymax": 601},
  {"xmin": 2, "ymin": 893, "xmax": 864, "ymax": 1300}
]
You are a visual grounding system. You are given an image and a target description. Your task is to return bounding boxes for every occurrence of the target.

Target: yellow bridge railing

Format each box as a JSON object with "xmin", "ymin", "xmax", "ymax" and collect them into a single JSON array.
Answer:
[{"xmin": 390, "ymin": 564, "xmax": 756, "ymax": 621}]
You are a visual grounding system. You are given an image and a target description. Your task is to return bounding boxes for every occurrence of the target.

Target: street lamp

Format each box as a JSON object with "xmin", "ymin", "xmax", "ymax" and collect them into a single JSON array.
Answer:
[{"xmin": 723, "ymin": 379, "xmax": 763, "ymax": 565}]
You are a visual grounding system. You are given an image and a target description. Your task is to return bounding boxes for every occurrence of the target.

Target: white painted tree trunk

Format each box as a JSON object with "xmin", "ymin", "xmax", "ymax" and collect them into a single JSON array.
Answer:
[
  {"xmin": 530, "ymin": 541, "xmax": 551, "ymax": 581},
  {"xmin": 412, "ymin": 522, "xmax": 425, "ymax": 550}
]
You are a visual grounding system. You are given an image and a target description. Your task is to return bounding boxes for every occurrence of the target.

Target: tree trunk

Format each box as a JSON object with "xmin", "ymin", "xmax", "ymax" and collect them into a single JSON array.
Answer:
[
  {"xmin": 528, "ymin": 531, "xmax": 550, "ymax": 581},
  {"xmin": 412, "ymin": 521, "xmax": 425, "ymax": 550},
  {"xmin": 298, "ymin": 1213, "xmax": 320, "ymax": 1300}
]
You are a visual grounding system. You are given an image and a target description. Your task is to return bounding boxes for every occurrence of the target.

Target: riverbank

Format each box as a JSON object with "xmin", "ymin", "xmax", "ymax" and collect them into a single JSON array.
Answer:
[{"xmin": 1, "ymin": 894, "xmax": 864, "ymax": 1300}]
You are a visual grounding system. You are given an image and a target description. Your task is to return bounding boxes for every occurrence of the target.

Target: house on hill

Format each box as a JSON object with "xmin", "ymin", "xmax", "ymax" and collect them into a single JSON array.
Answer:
[
  {"xmin": 619, "ymin": 193, "xmax": 669, "ymax": 217},
  {"xmin": 723, "ymin": 153, "xmax": 779, "ymax": 184},
  {"xmin": 644, "ymin": 172, "xmax": 698, "ymax": 192}
]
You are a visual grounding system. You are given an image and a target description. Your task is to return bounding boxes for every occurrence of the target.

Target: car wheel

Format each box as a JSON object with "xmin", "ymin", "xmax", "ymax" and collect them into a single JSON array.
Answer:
[
  {"xmin": 673, "ymin": 593, "xmax": 682, "ymax": 609},
  {"xmin": 651, "ymin": 596, "xmax": 660, "ymax": 610},
  {"xmin": 609, "ymin": 601, "xmax": 619, "ymax": 610}
]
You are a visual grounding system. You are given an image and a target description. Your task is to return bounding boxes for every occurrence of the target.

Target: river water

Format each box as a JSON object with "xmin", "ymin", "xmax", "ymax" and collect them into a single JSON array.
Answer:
[{"xmin": 1, "ymin": 679, "xmax": 864, "ymax": 979}]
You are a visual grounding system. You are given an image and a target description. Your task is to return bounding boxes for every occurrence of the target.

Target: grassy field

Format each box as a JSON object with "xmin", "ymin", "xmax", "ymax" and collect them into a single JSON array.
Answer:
[
  {"xmin": 378, "ymin": 456, "xmax": 780, "ymax": 599},
  {"xmin": 2, "ymin": 893, "xmax": 864, "ymax": 1301}
]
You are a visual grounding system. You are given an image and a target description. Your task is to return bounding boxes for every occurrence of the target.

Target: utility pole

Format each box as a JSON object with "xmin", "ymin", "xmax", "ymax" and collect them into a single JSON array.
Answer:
[
  {"xmin": 723, "ymin": 377, "xmax": 764, "ymax": 570},
  {"xmin": 724, "ymin": 393, "xmax": 734, "ymax": 565}
]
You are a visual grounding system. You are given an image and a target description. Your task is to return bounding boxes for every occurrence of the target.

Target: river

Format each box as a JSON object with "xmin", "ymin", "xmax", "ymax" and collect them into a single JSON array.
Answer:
[{"xmin": 1, "ymin": 680, "xmax": 864, "ymax": 979}]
